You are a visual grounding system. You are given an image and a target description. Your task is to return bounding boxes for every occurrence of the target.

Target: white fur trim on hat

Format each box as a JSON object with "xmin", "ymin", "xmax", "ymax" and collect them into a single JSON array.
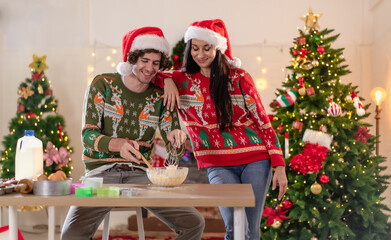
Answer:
[
  {"xmin": 184, "ymin": 26, "xmax": 227, "ymax": 53},
  {"xmin": 130, "ymin": 34, "xmax": 169, "ymax": 56},
  {"xmin": 116, "ymin": 62, "xmax": 133, "ymax": 76},
  {"xmin": 228, "ymin": 57, "xmax": 241, "ymax": 68},
  {"xmin": 302, "ymin": 129, "xmax": 333, "ymax": 149}
]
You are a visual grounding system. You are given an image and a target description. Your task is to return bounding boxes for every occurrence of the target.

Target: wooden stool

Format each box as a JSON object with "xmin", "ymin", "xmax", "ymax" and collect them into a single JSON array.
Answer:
[{"xmin": 102, "ymin": 207, "xmax": 144, "ymax": 240}]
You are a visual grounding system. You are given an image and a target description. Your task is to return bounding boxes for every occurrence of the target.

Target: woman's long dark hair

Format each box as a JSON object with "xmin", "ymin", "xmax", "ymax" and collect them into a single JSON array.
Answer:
[{"xmin": 183, "ymin": 40, "xmax": 233, "ymax": 131}]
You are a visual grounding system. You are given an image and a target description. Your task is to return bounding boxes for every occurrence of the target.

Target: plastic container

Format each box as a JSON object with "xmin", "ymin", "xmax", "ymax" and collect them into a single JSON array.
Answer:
[{"xmin": 15, "ymin": 130, "xmax": 43, "ymax": 180}]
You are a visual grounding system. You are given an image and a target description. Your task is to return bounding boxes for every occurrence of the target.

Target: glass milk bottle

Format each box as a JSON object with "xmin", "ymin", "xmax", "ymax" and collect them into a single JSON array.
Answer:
[{"xmin": 15, "ymin": 130, "xmax": 43, "ymax": 180}]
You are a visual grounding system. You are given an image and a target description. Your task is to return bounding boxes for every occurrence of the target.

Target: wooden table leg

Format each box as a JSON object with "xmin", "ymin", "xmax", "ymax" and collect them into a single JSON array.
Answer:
[
  {"xmin": 9, "ymin": 205, "xmax": 18, "ymax": 240},
  {"xmin": 48, "ymin": 206, "xmax": 55, "ymax": 240},
  {"xmin": 233, "ymin": 207, "xmax": 245, "ymax": 240}
]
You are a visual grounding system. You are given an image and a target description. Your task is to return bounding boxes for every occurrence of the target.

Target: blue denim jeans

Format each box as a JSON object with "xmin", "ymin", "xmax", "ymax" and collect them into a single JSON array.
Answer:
[{"xmin": 207, "ymin": 160, "xmax": 272, "ymax": 240}]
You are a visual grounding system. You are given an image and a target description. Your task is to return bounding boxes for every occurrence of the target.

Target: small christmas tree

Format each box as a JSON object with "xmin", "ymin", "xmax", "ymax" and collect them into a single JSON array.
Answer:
[
  {"xmin": 261, "ymin": 9, "xmax": 390, "ymax": 240},
  {"xmin": 170, "ymin": 38, "xmax": 186, "ymax": 70},
  {"xmin": 1, "ymin": 55, "xmax": 72, "ymax": 178}
]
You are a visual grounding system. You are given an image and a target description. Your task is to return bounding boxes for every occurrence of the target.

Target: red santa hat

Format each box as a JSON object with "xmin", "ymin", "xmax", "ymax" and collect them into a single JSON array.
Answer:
[
  {"xmin": 116, "ymin": 26, "xmax": 170, "ymax": 76},
  {"xmin": 184, "ymin": 19, "xmax": 241, "ymax": 68}
]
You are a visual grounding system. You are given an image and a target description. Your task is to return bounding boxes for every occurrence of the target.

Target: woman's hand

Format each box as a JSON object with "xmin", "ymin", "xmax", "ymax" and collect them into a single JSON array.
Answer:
[
  {"xmin": 108, "ymin": 138, "xmax": 142, "ymax": 164},
  {"xmin": 163, "ymin": 78, "xmax": 181, "ymax": 111},
  {"xmin": 272, "ymin": 166, "xmax": 288, "ymax": 200},
  {"xmin": 166, "ymin": 129, "xmax": 187, "ymax": 148}
]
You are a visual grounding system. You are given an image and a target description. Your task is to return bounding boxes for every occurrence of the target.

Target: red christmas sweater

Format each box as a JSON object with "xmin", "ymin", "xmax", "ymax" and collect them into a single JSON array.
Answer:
[{"xmin": 156, "ymin": 68, "xmax": 285, "ymax": 169}]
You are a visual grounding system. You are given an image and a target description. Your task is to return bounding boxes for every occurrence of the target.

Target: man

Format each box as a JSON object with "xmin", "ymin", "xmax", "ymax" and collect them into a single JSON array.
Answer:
[{"xmin": 61, "ymin": 27, "xmax": 205, "ymax": 240}]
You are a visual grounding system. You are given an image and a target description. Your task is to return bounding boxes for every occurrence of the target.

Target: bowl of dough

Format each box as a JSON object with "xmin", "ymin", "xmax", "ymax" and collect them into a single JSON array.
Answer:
[{"xmin": 146, "ymin": 166, "xmax": 188, "ymax": 187}]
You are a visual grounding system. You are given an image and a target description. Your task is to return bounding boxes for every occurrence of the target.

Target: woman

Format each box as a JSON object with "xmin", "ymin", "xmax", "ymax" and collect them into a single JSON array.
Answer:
[{"xmin": 158, "ymin": 19, "xmax": 287, "ymax": 239}]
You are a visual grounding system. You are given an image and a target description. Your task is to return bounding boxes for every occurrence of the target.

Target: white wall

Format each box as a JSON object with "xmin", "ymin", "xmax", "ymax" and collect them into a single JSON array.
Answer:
[{"xmin": 1, "ymin": 0, "xmax": 390, "ymax": 227}]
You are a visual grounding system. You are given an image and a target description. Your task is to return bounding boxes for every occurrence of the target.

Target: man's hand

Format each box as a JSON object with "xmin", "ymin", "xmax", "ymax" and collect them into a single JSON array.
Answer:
[
  {"xmin": 163, "ymin": 78, "xmax": 181, "ymax": 111},
  {"xmin": 166, "ymin": 129, "xmax": 187, "ymax": 148},
  {"xmin": 272, "ymin": 166, "xmax": 288, "ymax": 201},
  {"xmin": 108, "ymin": 138, "xmax": 142, "ymax": 164}
]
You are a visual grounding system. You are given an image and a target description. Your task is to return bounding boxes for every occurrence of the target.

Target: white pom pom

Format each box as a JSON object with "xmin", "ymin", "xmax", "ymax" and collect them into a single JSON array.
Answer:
[
  {"xmin": 356, "ymin": 108, "xmax": 365, "ymax": 116},
  {"xmin": 302, "ymin": 129, "xmax": 333, "ymax": 149},
  {"xmin": 228, "ymin": 57, "xmax": 241, "ymax": 68},
  {"xmin": 116, "ymin": 62, "xmax": 133, "ymax": 76}
]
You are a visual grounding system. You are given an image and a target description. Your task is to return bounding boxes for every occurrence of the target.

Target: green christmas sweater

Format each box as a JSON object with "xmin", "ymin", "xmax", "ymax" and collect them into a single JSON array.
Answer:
[
  {"xmin": 82, "ymin": 73, "xmax": 180, "ymax": 172},
  {"xmin": 155, "ymin": 68, "xmax": 285, "ymax": 169}
]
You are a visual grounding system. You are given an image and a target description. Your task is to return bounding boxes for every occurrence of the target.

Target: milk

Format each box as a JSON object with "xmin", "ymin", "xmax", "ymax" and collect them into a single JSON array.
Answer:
[{"xmin": 15, "ymin": 130, "xmax": 43, "ymax": 180}]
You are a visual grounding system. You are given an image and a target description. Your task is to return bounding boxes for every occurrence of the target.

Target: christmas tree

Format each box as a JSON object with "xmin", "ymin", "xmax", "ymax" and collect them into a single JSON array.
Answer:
[
  {"xmin": 1, "ymin": 55, "xmax": 72, "ymax": 178},
  {"xmin": 261, "ymin": 9, "xmax": 390, "ymax": 240}
]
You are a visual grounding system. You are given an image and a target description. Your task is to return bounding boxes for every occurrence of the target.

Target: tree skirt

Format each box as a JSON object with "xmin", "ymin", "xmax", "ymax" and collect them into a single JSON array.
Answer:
[{"xmin": 94, "ymin": 230, "xmax": 224, "ymax": 240}]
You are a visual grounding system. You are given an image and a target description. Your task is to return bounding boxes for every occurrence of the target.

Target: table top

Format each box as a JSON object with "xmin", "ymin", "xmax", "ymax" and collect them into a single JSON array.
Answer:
[{"xmin": 0, "ymin": 184, "xmax": 255, "ymax": 207}]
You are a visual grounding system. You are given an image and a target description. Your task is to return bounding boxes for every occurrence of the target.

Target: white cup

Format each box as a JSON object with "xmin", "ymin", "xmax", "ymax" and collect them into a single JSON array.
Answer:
[{"xmin": 83, "ymin": 177, "xmax": 103, "ymax": 194}]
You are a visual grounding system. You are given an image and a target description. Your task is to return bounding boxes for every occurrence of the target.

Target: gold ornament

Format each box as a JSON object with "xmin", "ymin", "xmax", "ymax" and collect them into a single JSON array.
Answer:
[
  {"xmin": 311, "ymin": 182, "xmax": 322, "ymax": 195},
  {"xmin": 301, "ymin": 59, "xmax": 313, "ymax": 70},
  {"xmin": 345, "ymin": 95, "xmax": 352, "ymax": 102},
  {"xmin": 299, "ymin": 87, "xmax": 306, "ymax": 96},
  {"xmin": 311, "ymin": 59, "xmax": 319, "ymax": 67},
  {"xmin": 310, "ymin": 237, "xmax": 319, "ymax": 240},
  {"xmin": 300, "ymin": 8, "xmax": 323, "ymax": 30},
  {"xmin": 29, "ymin": 54, "xmax": 48, "ymax": 74},
  {"xmin": 290, "ymin": 56, "xmax": 303, "ymax": 68},
  {"xmin": 38, "ymin": 84, "xmax": 44, "ymax": 94},
  {"xmin": 50, "ymin": 99, "xmax": 57, "ymax": 105},
  {"xmin": 20, "ymin": 86, "xmax": 34, "ymax": 99},
  {"xmin": 271, "ymin": 219, "xmax": 282, "ymax": 229}
]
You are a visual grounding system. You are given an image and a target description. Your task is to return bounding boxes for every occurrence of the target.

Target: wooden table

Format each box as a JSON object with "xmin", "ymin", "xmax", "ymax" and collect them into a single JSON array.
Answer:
[{"xmin": 0, "ymin": 184, "xmax": 254, "ymax": 240}]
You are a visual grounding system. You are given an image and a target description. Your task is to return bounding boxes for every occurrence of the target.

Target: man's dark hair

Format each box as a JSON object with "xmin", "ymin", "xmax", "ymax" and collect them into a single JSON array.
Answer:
[{"xmin": 127, "ymin": 49, "xmax": 172, "ymax": 70}]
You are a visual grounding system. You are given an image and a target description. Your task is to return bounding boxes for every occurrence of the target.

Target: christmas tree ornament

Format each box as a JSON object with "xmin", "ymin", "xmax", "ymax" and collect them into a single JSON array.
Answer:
[
  {"xmin": 296, "ymin": 36, "xmax": 306, "ymax": 45},
  {"xmin": 306, "ymin": 87, "xmax": 315, "ymax": 96},
  {"xmin": 351, "ymin": 91, "xmax": 365, "ymax": 116},
  {"xmin": 345, "ymin": 94, "xmax": 352, "ymax": 102},
  {"xmin": 31, "ymin": 72, "xmax": 43, "ymax": 81},
  {"xmin": 293, "ymin": 48, "xmax": 309, "ymax": 58},
  {"xmin": 300, "ymin": 8, "xmax": 323, "ymax": 30},
  {"xmin": 276, "ymin": 125, "xmax": 283, "ymax": 133},
  {"xmin": 301, "ymin": 59, "xmax": 313, "ymax": 70},
  {"xmin": 311, "ymin": 237, "xmax": 319, "ymax": 240},
  {"xmin": 38, "ymin": 84, "xmax": 44, "ymax": 94},
  {"xmin": 20, "ymin": 86, "xmax": 34, "ymax": 99},
  {"xmin": 290, "ymin": 129, "xmax": 332, "ymax": 174},
  {"xmin": 17, "ymin": 104, "xmax": 25, "ymax": 112},
  {"xmin": 354, "ymin": 127, "xmax": 371, "ymax": 143},
  {"xmin": 319, "ymin": 174, "xmax": 330, "ymax": 183},
  {"xmin": 317, "ymin": 46, "xmax": 325, "ymax": 54},
  {"xmin": 321, "ymin": 125, "xmax": 328, "ymax": 132},
  {"xmin": 327, "ymin": 101, "xmax": 342, "ymax": 117},
  {"xmin": 292, "ymin": 120, "xmax": 303, "ymax": 130},
  {"xmin": 282, "ymin": 200, "xmax": 293, "ymax": 209},
  {"xmin": 298, "ymin": 77, "xmax": 306, "ymax": 95},
  {"xmin": 313, "ymin": 35, "xmax": 321, "ymax": 41},
  {"xmin": 263, "ymin": 206, "xmax": 290, "ymax": 227},
  {"xmin": 29, "ymin": 54, "xmax": 48, "ymax": 74},
  {"xmin": 275, "ymin": 89, "xmax": 299, "ymax": 107},
  {"xmin": 311, "ymin": 59, "xmax": 319, "ymax": 67},
  {"xmin": 271, "ymin": 220, "xmax": 282, "ymax": 229},
  {"xmin": 311, "ymin": 182, "xmax": 322, "ymax": 195},
  {"xmin": 26, "ymin": 112, "xmax": 35, "ymax": 119},
  {"xmin": 46, "ymin": 88, "xmax": 53, "ymax": 95}
]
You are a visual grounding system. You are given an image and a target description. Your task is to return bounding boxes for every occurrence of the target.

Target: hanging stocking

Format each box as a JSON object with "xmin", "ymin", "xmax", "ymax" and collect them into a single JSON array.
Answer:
[{"xmin": 290, "ymin": 129, "xmax": 332, "ymax": 174}]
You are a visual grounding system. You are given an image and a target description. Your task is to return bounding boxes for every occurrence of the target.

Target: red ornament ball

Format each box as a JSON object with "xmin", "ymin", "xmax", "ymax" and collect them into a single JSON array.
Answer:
[
  {"xmin": 317, "ymin": 46, "xmax": 325, "ymax": 54},
  {"xmin": 319, "ymin": 174, "xmax": 329, "ymax": 183},
  {"xmin": 282, "ymin": 200, "xmax": 293, "ymax": 209}
]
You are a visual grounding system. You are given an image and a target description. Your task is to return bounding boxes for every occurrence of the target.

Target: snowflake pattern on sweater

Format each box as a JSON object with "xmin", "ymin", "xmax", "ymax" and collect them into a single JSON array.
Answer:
[
  {"xmin": 156, "ymin": 68, "xmax": 285, "ymax": 168},
  {"xmin": 82, "ymin": 73, "xmax": 179, "ymax": 171}
]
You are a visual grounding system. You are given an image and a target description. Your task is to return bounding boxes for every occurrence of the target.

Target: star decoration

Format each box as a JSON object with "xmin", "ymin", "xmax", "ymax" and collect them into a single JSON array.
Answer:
[
  {"xmin": 300, "ymin": 8, "xmax": 322, "ymax": 30},
  {"xmin": 29, "ymin": 54, "xmax": 48, "ymax": 74},
  {"xmin": 19, "ymin": 86, "xmax": 34, "ymax": 99}
]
